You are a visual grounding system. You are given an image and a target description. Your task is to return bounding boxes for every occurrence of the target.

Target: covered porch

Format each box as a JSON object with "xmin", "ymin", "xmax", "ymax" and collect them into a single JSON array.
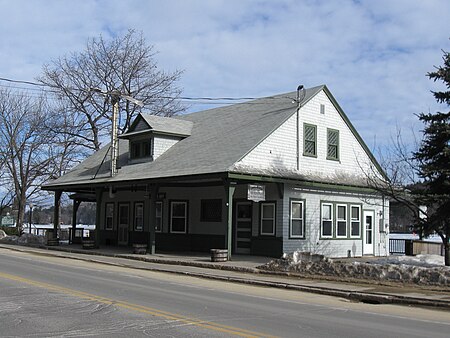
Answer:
[{"xmin": 45, "ymin": 173, "xmax": 285, "ymax": 260}]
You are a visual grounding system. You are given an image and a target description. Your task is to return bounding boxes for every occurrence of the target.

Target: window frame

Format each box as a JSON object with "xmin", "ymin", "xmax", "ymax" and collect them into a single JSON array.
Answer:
[
  {"xmin": 327, "ymin": 128, "xmax": 340, "ymax": 161},
  {"xmin": 260, "ymin": 202, "xmax": 276, "ymax": 236},
  {"xmin": 134, "ymin": 201, "xmax": 144, "ymax": 231},
  {"xmin": 321, "ymin": 203, "xmax": 333, "ymax": 238},
  {"xmin": 200, "ymin": 199, "xmax": 222, "ymax": 222},
  {"xmin": 350, "ymin": 205, "xmax": 361, "ymax": 238},
  {"xmin": 336, "ymin": 204, "xmax": 347, "ymax": 238},
  {"xmin": 320, "ymin": 104, "xmax": 325, "ymax": 115},
  {"xmin": 289, "ymin": 199, "xmax": 305, "ymax": 239},
  {"xmin": 105, "ymin": 202, "xmax": 114, "ymax": 230},
  {"xmin": 155, "ymin": 201, "xmax": 163, "ymax": 233},
  {"xmin": 303, "ymin": 123, "xmax": 317, "ymax": 157},
  {"xmin": 170, "ymin": 200, "xmax": 188, "ymax": 234},
  {"xmin": 130, "ymin": 138, "xmax": 152, "ymax": 160}
]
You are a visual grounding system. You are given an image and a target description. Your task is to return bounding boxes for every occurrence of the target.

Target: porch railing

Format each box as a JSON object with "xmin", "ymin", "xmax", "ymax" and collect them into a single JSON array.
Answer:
[{"xmin": 389, "ymin": 238, "xmax": 444, "ymax": 256}]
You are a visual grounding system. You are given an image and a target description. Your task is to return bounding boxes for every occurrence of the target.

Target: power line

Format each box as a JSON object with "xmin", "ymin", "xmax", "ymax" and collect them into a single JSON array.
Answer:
[
  {"xmin": 0, "ymin": 76, "xmax": 294, "ymax": 103},
  {"xmin": 0, "ymin": 77, "xmax": 47, "ymax": 88}
]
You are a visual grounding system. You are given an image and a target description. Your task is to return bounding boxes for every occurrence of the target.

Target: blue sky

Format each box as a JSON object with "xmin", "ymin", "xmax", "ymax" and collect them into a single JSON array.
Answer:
[{"xmin": 0, "ymin": 0, "xmax": 449, "ymax": 155}]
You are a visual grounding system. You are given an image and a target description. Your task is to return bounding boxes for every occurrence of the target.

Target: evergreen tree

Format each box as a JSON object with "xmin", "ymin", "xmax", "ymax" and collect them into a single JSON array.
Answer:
[{"xmin": 413, "ymin": 50, "xmax": 450, "ymax": 266}]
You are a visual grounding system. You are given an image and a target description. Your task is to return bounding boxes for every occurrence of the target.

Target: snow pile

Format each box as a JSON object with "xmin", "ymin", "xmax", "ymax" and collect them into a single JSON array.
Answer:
[
  {"xmin": 18, "ymin": 233, "xmax": 46, "ymax": 246},
  {"xmin": 370, "ymin": 254, "xmax": 445, "ymax": 267},
  {"xmin": 0, "ymin": 235, "xmax": 19, "ymax": 244},
  {"xmin": 0, "ymin": 233, "xmax": 45, "ymax": 246},
  {"xmin": 259, "ymin": 251, "xmax": 449, "ymax": 287}
]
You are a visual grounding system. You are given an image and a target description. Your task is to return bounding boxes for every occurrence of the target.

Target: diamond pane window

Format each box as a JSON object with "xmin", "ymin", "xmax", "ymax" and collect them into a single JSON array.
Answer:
[
  {"xmin": 304, "ymin": 124, "xmax": 317, "ymax": 156},
  {"xmin": 327, "ymin": 129, "xmax": 339, "ymax": 160}
]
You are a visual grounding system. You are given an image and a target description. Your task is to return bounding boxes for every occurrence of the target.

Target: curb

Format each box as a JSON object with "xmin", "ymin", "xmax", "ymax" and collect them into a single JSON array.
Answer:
[{"xmin": 1, "ymin": 244, "xmax": 449, "ymax": 310}]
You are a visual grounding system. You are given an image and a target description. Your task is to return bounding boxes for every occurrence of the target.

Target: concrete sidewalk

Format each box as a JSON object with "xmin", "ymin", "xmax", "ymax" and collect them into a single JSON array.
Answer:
[{"xmin": 1, "ymin": 243, "xmax": 449, "ymax": 310}]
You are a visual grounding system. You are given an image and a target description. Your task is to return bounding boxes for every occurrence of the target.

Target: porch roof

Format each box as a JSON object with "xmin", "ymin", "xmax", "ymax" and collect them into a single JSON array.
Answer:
[{"xmin": 43, "ymin": 86, "xmax": 324, "ymax": 191}]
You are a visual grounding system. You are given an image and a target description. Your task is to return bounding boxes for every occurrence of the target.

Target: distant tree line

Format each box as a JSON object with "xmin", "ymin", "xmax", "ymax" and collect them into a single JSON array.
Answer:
[{"xmin": 23, "ymin": 203, "xmax": 97, "ymax": 225}]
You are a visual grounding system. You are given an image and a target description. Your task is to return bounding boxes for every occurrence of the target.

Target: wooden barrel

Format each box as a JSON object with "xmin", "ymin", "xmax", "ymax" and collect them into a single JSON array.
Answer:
[
  {"xmin": 47, "ymin": 238, "xmax": 59, "ymax": 246},
  {"xmin": 82, "ymin": 240, "xmax": 96, "ymax": 249},
  {"xmin": 133, "ymin": 244, "xmax": 148, "ymax": 254},
  {"xmin": 210, "ymin": 249, "xmax": 228, "ymax": 262}
]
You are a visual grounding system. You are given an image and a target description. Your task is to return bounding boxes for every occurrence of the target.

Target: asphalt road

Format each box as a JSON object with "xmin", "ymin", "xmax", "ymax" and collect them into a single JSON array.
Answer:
[{"xmin": 0, "ymin": 249, "xmax": 449, "ymax": 338}]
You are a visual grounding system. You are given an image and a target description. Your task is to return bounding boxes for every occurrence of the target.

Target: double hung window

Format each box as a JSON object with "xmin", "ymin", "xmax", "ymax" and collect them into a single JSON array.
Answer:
[
  {"xmin": 105, "ymin": 203, "xmax": 114, "ymax": 230},
  {"xmin": 170, "ymin": 201, "xmax": 187, "ymax": 233},
  {"xmin": 130, "ymin": 139, "xmax": 152, "ymax": 159},
  {"xmin": 336, "ymin": 204, "xmax": 347, "ymax": 237},
  {"xmin": 350, "ymin": 205, "xmax": 361, "ymax": 237},
  {"xmin": 134, "ymin": 202, "xmax": 144, "ymax": 231},
  {"xmin": 321, "ymin": 203, "xmax": 333, "ymax": 238},
  {"xmin": 327, "ymin": 129, "xmax": 339, "ymax": 160},
  {"xmin": 290, "ymin": 200, "xmax": 304, "ymax": 238},
  {"xmin": 155, "ymin": 201, "xmax": 163, "ymax": 232},
  {"xmin": 260, "ymin": 203, "xmax": 276, "ymax": 235},
  {"xmin": 304, "ymin": 124, "xmax": 317, "ymax": 157}
]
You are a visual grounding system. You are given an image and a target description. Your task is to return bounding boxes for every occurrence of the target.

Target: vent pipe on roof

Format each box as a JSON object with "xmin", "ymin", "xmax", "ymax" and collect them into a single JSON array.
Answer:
[
  {"xmin": 296, "ymin": 85, "xmax": 305, "ymax": 172},
  {"xmin": 296, "ymin": 85, "xmax": 305, "ymax": 107}
]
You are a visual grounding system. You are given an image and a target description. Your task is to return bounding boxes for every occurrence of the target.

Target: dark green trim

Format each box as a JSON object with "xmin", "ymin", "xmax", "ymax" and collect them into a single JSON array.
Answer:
[
  {"xmin": 350, "ymin": 204, "xmax": 363, "ymax": 238},
  {"xmin": 335, "ymin": 203, "xmax": 348, "ymax": 238},
  {"xmin": 320, "ymin": 200, "xmax": 364, "ymax": 240},
  {"xmin": 42, "ymin": 172, "xmax": 229, "ymax": 192},
  {"xmin": 169, "ymin": 200, "xmax": 189, "ymax": 234},
  {"xmin": 303, "ymin": 123, "xmax": 317, "ymax": 157},
  {"xmin": 259, "ymin": 201, "xmax": 277, "ymax": 236},
  {"xmin": 154, "ymin": 200, "xmax": 163, "ymax": 233},
  {"xmin": 117, "ymin": 202, "xmax": 130, "ymax": 246},
  {"xmin": 326, "ymin": 128, "xmax": 340, "ymax": 161},
  {"xmin": 227, "ymin": 173, "xmax": 377, "ymax": 194},
  {"xmin": 133, "ymin": 201, "xmax": 144, "ymax": 232},
  {"xmin": 226, "ymin": 184, "xmax": 236, "ymax": 259},
  {"xmin": 104, "ymin": 202, "xmax": 115, "ymax": 231},
  {"xmin": 320, "ymin": 201, "xmax": 334, "ymax": 239},
  {"xmin": 289, "ymin": 198, "xmax": 306, "ymax": 239}
]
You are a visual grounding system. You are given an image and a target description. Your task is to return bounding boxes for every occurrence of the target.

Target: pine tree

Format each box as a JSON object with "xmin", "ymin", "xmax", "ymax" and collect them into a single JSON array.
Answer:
[{"xmin": 413, "ymin": 49, "xmax": 450, "ymax": 266}]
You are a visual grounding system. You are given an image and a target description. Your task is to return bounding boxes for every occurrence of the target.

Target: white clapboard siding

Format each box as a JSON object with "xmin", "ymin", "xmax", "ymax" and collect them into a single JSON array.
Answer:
[
  {"xmin": 237, "ymin": 88, "xmax": 376, "ymax": 179},
  {"xmin": 153, "ymin": 135, "xmax": 181, "ymax": 160}
]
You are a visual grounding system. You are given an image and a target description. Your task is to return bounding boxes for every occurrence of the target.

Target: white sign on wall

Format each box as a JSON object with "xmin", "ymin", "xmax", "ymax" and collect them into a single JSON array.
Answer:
[{"xmin": 248, "ymin": 184, "xmax": 265, "ymax": 202}]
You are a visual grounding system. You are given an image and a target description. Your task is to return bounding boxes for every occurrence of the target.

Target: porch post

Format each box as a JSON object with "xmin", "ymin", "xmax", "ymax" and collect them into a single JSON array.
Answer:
[
  {"xmin": 94, "ymin": 188, "xmax": 103, "ymax": 248},
  {"xmin": 53, "ymin": 190, "xmax": 62, "ymax": 240},
  {"xmin": 71, "ymin": 200, "xmax": 81, "ymax": 243},
  {"xmin": 225, "ymin": 182, "xmax": 236, "ymax": 260},
  {"xmin": 148, "ymin": 185, "xmax": 159, "ymax": 255}
]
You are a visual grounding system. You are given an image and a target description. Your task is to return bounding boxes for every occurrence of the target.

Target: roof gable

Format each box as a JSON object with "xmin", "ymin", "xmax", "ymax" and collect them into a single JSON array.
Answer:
[{"xmin": 121, "ymin": 114, "xmax": 193, "ymax": 139}]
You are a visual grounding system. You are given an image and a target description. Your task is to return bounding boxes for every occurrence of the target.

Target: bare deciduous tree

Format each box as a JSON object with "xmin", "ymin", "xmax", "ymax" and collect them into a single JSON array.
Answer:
[
  {"xmin": 38, "ymin": 29, "xmax": 185, "ymax": 152},
  {"xmin": 0, "ymin": 89, "xmax": 76, "ymax": 231},
  {"xmin": 363, "ymin": 49, "xmax": 450, "ymax": 266}
]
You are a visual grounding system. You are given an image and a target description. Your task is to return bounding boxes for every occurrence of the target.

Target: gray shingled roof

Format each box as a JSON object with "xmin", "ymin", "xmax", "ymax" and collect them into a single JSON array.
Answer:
[
  {"xmin": 122, "ymin": 114, "xmax": 193, "ymax": 138},
  {"xmin": 43, "ymin": 85, "xmax": 323, "ymax": 189}
]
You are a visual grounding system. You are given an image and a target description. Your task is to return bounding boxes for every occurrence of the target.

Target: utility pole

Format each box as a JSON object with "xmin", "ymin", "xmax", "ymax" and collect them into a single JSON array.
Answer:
[
  {"xmin": 110, "ymin": 90, "xmax": 120, "ymax": 177},
  {"xmin": 28, "ymin": 203, "xmax": 33, "ymax": 234}
]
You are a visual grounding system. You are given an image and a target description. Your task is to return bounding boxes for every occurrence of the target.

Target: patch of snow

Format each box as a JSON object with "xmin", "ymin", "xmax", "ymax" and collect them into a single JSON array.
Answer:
[
  {"xmin": 0, "ymin": 233, "xmax": 45, "ymax": 246},
  {"xmin": 259, "ymin": 250, "xmax": 449, "ymax": 286},
  {"xmin": 370, "ymin": 254, "xmax": 445, "ymax": 267},
  {"xmin": 389, "ymin": 233, "xmax": 443, "ymax": 242}
]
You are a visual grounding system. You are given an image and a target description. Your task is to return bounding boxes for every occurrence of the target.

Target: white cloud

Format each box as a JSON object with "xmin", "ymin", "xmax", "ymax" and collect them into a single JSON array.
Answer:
[{"xmin": 0, "ymin": 0, "xmax": 449, "ymax": 153}]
